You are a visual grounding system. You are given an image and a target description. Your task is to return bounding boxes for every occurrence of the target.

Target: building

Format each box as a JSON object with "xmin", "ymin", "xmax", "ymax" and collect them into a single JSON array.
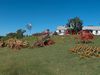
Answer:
[
  {"xmin": 56, "ymin": 26, "xmax": 67, "ymax": 35},
  {"xmin": 56, "ymin": 25, "xmax": 100, "ymax": 35},
  {"xmin": 82, "ymin": 26, "xmax": 100, "ymax": 35}
]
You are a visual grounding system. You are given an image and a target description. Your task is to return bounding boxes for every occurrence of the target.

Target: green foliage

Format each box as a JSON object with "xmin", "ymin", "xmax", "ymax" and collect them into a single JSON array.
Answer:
[
  {"xmin": 6, "ymin": 33, "xmax": 16, "ymax": 38},
  {"xmin": 6, "ymin": 29, "xmax": 26, "ymax": 39},
  {"xmin": 53, "ymin": 31, "xmax": 58, "ymax": 35},
  {"xmin": 16, "ymin": 29, "xmax": 26, "ymax": 39},
  {"xmin": 0, "ymin": 36, "xmax": 5, "ymax": 39},
  {"xmin": 67, "ymin": 17, "xmax": 83, "ymax": 33}
]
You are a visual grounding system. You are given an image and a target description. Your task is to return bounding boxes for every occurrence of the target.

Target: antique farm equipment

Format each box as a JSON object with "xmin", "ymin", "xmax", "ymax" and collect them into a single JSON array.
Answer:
[
  {"xmin": 6, "ymin": 38, "xmax": 29, "ymax": 50},
  {"xmin": 0, "ymin": 39, "xmax": 5, "ymax": 47},
  {"xmin": 75, "ymin": 30, "xmax": 94, "ymax": 43},
  {"xmin": 69, "ymin": 45, "xmax": 100, "ymax": 58},
  {"xmin": 33, "ymin": 33, "xmax": 55, "ymax": 47},
  {"xmin": 6, "ymin": 38, "xmax": 16, "ymax": 49}
]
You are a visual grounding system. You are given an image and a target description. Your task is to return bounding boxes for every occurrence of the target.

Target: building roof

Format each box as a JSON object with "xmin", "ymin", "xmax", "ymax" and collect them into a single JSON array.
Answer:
[
  {"xmin": 57, "ymin": 26, "xmax": 100, "ymax": 31},
  {"xmin": 57, "ymin": 26, "xmax": 67, "ymax": 30},
  {"xmin": 82, "ymin": 26, "xmax": 100, "ymax": 31}
]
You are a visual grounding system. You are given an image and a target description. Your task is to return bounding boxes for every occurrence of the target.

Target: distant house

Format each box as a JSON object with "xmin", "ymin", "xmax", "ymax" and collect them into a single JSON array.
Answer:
[
  {"xmin": 56, "ymin": 25, "xmax": 100, "ymax": 35},
  {"xmin": 56, "ymin": 26, "xmax": 67, "ymax": 35},
  {"xmin": 82, "ymin": 26, "xmax": 100, "ymax": 35}
]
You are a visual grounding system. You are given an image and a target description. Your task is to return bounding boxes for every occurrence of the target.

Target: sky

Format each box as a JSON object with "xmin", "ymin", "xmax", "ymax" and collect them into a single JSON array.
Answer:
[{"xmin": 0, "ymin": 0, "xmax": 100, "ymax": 35}]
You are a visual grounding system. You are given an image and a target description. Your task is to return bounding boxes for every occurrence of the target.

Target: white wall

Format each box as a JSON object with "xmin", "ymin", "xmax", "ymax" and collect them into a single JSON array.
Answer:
[
  {"xmin": 97, "ymin": 31, "xmax": 100, "ymax": 35},
  {"xmin": 92, "ymin": 30, "xmax": 100, "ymax": 35},
  {"xmin": 56, "ymin": 29, "xmax": 65, "ymax": 35},
  {"xmin": 56, "ymin": 30, "xmax": 59, "ymax": 33}
]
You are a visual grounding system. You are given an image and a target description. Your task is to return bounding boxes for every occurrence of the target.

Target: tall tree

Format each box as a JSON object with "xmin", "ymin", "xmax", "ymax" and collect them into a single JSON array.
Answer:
[
  {"xmin": 67, "ymin": 17, "xmax": 83, "ymax": 32},
  {"xmin": 16, "ymin": 29, "xmax": 26, "ymax": 39},
  {"xmin": 6, "ymin": 29, "xmax": 26, "ymax": 39},
  {"xmin": 6, "ymin": 33, "xmax": 16, "ymax": 38}
]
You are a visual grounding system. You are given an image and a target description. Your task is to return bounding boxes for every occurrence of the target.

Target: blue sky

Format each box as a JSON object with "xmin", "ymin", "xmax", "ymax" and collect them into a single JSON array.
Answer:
[{"xmin": 0, "ymin": 0, "xmax": 100, "ymax": 35}]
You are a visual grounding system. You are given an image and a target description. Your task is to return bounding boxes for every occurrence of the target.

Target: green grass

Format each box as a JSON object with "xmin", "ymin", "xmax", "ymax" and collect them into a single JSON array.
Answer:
[{"xmin": 0, "ymin": 36, "xmax": 100, "ymax": 75}]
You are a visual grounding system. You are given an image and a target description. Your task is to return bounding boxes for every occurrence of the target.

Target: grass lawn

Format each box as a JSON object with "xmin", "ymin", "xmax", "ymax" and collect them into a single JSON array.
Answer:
[{"xmin": 0, "ymin": 36, "xmax": 100, "ymax": 75}]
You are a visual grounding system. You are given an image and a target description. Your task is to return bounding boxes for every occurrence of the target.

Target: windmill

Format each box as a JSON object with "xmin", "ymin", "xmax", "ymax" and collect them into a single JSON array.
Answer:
[{"xmin": 26, "ymin": 23, "xmax": 32, "ymax": 35}]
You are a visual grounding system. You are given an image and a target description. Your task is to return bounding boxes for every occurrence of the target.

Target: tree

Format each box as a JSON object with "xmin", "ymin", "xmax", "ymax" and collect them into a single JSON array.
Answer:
[
  {"xmin": 67, "ymin": 17, "xmax": 83, "ymax": 33},
  {"xmin": 6, "ymin": 32, "xmax": 16, "ymax": 38},
  {"xmin": 6, "ymin": 29, "xmax": 26, "ymax": 39},
  {"xmin": 53, "ymin": 31, "xmax": 58, "ymax": 35},
  {"xmin": 16, "ymin": 29, "xmax": 26, "ymax": 39}
]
